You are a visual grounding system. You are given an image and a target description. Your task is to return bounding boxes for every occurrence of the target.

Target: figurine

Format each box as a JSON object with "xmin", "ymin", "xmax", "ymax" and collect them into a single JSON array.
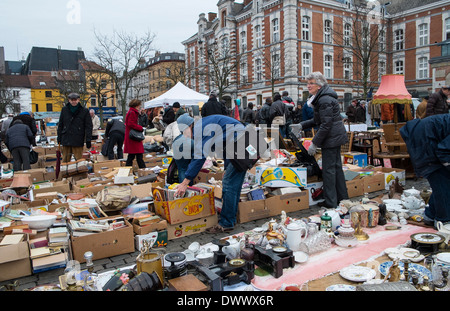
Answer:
[
  {"xmin": 378, "ymin": 204, "xmax": 387, "ymax": 226},
  {"xmin": 383, "ymin": 259, "xmax": 401, "ymax": 283}
]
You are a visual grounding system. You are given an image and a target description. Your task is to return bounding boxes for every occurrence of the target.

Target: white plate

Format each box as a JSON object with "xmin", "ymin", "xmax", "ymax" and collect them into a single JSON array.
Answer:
[
  {"xmin": 385, "ymin": 247, "xmax": 424, "ymax": 262},
  {"xmin": 326, "ymin": 284, "xmax": 356, "ymax": 291},
  {"xmin": 436, "ymin": 252, "xmax": 450, "ymax": 264},
  {"xmin": 340, "ymin": 265, "xmax": 376, "ymax": 282},
  {"xmin": 293, "ymin": 251, "xmax": 309, "ymax": 263},
  {"xmin": 383, "ymin": 199, "xmax": 402, "ymax": 205},
  {"xmin": 335, "ymin": 237, "xmax": 358, "ymax": 248}
]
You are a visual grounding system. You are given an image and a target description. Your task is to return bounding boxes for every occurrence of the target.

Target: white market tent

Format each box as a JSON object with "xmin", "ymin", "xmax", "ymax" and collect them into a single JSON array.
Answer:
[{"xmin": 144, "ymin": 82, "xmax": 209, "ymax": 109}]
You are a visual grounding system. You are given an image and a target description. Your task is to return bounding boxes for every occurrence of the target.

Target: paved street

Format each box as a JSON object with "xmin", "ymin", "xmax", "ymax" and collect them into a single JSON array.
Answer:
[{"xmin": 0, "ymin": 178, "xmax": 430, "ymax": 291}]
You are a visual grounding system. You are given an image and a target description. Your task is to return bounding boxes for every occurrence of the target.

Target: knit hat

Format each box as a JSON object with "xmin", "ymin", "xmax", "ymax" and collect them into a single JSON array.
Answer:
[
  {"xmin": 173, "ymin": 102, "xmax": 181, "ymax": 108},
  {"xmin": 177, "ymin": 113, "xmax": 194, "ymax": 132}
]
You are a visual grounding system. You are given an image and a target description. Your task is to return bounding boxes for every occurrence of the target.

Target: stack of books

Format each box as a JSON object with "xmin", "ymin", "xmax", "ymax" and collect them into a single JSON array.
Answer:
[
  {"xmin": 155, "ymin": 183, "xmax": 214, "ymax": 201},
  {"xmin": 48, "ymin": 227, "xmax": 69, "ymax": 247},
  {"xmin": 67, "ymin": 216, "xmax": 127, "ymax": 237},
  {"xmin": 30, "ymin": 234, "xmax": 67, "ymax": 273}
]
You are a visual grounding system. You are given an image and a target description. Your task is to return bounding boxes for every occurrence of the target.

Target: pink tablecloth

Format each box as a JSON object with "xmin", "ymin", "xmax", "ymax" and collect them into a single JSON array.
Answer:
[{"xmin": 250, "ymin": 224, "xmax": 436, "ymax": 291}]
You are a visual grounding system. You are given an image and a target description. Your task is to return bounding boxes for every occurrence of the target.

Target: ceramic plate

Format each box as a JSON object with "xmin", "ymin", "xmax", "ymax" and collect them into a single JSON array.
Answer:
[
  {"xmin": 436, "ymin": 252, "xmax": 450, "ymax": 264},
  {"xmin": 326, "ymin": 284, "xmax": 356, "ymax": 291},
  {"xmin": 293, "ymin": 251, "xmax": 309, "ymax": 263},
  {"xmin": 385, "ymin": 247, "xmax": 424, "ymax": 262},
  {"xmin": 383, "ymin": 199, "xmax": 402, "ymax": 205},
  {"xmin": 379, "ymin": 261, "xmax": 432, "ymax": 280},
  {"xmin": 339, "ymin": 266, "xmax": 376, "ymax": 282}
]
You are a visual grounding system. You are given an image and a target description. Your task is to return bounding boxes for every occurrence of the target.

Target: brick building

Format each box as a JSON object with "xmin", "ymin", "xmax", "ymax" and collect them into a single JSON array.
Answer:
[{"xmin": 183, "ymin": 0, "xmax": 450, "ymax": 109}]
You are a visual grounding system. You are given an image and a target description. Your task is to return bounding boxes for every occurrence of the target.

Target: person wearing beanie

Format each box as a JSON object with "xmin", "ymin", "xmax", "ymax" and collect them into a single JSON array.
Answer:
[
  {"xmin": 173, "ymin": 102, "xmax": 185, "ymax": 121},
  {"xmin": 172, "ymin": 113, "xmax": 195, "ymax": 183}
]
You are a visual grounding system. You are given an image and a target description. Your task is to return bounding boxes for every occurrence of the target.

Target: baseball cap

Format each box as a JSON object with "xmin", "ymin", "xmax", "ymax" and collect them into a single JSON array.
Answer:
[{"xmin": 177, "ymin": 113, "xmax": 194, "ymax": 132}]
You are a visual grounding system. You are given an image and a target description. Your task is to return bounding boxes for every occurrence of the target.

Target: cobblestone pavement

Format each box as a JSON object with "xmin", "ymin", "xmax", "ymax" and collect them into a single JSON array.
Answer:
[{"xmin": 0, "ymin": 178, "xmax": 430, "ymax": 291}]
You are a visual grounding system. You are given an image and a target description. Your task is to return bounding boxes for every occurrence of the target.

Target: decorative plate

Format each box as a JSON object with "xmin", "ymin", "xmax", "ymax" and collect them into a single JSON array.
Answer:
[
  {"xmin": 339, "ymin": 266, "xmax": 376, "ymax": 282},
  {"xmin": 379, "ymin": 261, "xmax": 432, "ymax": 281},
  {"xmin": 326, "ymin": 284, "xmax": 356, "ymax": 291},
  {"xmin": 385, "ymin": 247, "xmax": 424, "ymax": 263},
  {"xmin": 293, "ymin": 251, "xmax": 309, "ymax": 263}
]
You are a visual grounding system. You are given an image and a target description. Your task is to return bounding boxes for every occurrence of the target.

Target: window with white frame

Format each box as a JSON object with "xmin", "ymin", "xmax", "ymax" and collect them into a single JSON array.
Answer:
[
  {"xmin": 418, "ymin": 56, "xmax": 428, "ymax": 79},
  {"xmin": 272, "ymin": 18, "xmax": 280, "ymax": 42},
  {"xmin": 255, "ymin": 25, "xmax": 262, "ymax": 48},
  {"xmin": 418, "ymin": 23, "xmax": 429, "ymax": 46},
  {"xmin": 379, "ymin": 30, "xmax": 386, "ymax": 52},
  {"xmin": 343, "ymin": 57, "xmax": 351, "ymax": 80},
  {"xmin": 255, "ymin": 58, "xmax": 263, "ymax": 81},
  {"xmin": 302, "ymin": 52, "xmax": 311, "ymax": 76},
  {"xmin": 378, "ymin": 60, "xmax": 386, "ymax": 81},
  {"xmin": 446, "ymin": 18, "xmax": 450, "ymax": 40},
  {"xmin": 394, "ymin": 60, "xmax": 404, "ymax": 74},
  {"xmin": 241, "ymin": 60, "xmax": 248, "ymax": 84},
  {"xmin": 344, "ymin": 23, "xmax": 352, "ymax": 46},
  {"xmin": 324, "ymin": 55, "xmax": 332, "ymax": 79},
  {"xmin": 272, "ymin": 52, "xmax": 280, "ymax": 78},
  {"xmin": 394, "ymin": 29, "xmax": 404, "ymax": 50},
  {"xmin": 240, "ymin": 31, "xmax": 247, "ymax": 52},
  {"xmin": 324, "ymin": 20, "xmax": 332, "ymax": 44},
  {"xmin": 302, "ymin": 16, "xmax": 310, "ymax": 41}
]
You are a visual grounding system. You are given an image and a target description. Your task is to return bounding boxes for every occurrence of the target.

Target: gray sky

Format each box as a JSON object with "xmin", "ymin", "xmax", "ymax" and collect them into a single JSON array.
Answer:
[{"xmin": 0, "ymin": 0, "xmax": 218, "ymax": 61}]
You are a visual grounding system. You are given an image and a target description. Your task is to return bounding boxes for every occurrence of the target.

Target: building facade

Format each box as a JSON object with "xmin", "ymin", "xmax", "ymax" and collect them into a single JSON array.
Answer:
[{"xmin": 183, "ymin": 0, "xmax": 450, "ymax": 109}]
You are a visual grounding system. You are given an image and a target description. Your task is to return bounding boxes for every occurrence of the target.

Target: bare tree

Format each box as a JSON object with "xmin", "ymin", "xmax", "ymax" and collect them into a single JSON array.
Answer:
[
  {"xmin": 255, "ymin": 44, "xmax": 283, "ymax": 97},
  {"xmin": 205, "ymin": 38, "xmax": 241, "ymax": 101},
  {"xmin": 92, "ymin": 29, "xmax": 156, "ymax": 116},
  {"xmin": 0, "ymin": 75, "xmax": 18, "ymax": 116},
  {"xmin": 165, "ymin": 61, "xmax": 187, "ymax": 86},
  {"xmin": 54, "ymin": 70, "xmax": 89, "ymax": 109},
  {"xmin": 331, "ymin": 1, "xmax": 388, "ymax": 98}
]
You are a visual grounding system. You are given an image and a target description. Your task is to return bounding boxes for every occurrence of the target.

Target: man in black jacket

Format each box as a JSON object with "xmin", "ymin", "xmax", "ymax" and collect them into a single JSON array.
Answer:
[
  {"xmin": 426, "ymin": 86, "xmax": 450, "ymax": 117},
  {"xmin": 57, "ymin": 93, "xmax": 93, "ymax": 162},
  {"xmin": 201, "ymin": 91, "xmax": 227, "ymax": 117},
  {"xmin": 291, "ymin": 72, "xmax": 349, "ymax": 209},
  {"xmin": 242, "ymin": 102, "xmax": 255, "ymax": 125},
  {"xmin": 105, "ymin": 118, "xmax": 126, "ymax": 160}
]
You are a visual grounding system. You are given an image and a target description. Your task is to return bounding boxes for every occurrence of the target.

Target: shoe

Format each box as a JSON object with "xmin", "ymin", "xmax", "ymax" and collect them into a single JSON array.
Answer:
[{"xmin": 205, "ymin": 224, "xmax": 234, "ymax": 234}]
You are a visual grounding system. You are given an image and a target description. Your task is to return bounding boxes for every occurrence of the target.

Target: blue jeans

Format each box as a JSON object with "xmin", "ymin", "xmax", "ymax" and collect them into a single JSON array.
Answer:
[
  {"xmin": 425, "ymin": 168, "xmax": 450, "ymax": 223},
  {"xmin": 219, "ymin": 161, "xmax": 247, "ymax": 228}
]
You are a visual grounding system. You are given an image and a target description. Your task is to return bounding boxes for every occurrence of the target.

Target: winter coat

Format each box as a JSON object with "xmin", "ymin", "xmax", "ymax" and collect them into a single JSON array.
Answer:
[
  {"xmin": 57, "ymin": 102, "xmax": 93, "ymax": 147},
  {"xmin": 162, "ymin": 107, "xmax": 175, "ymax": 125},
  {"xmin": 381, "ymin": 103, "xmax": 394, "ymax": 122},
  {"xmin": 260, "ymin": 102, "xmax": 272, "ymax": 125},
  {"xmin": 416, "ymin": 99, "xmax": 427, "ymax": 119},
  {"xmin": 269, "ymin": 99, "xmax": 286, "ymax": 122},
  {"xmin": 300, "ymin": 84, "xmax": 348, "ymax": 149},
  {"xmin": 302, "ymin": 104, "xmax": 314, "ymax": 121},
  {"xmin": 426, "ymin": 89, "xmax": 449, "ymax": 117},
  {"xmin": 124, "ymin": 107, "xmax": 144, "ymax": 154},
  {"xmin": 400, "ymin": 114, "xmax": 450, "ymax": 178},
  {"xmin": 105, "ymin": 119, "xmax": 125, "ymax": 138},
  {"xmin": 242, "ymin": 108, "xmax": 255, "ymax": 124},
  {"xmin": 201, "ymin": 97, "xmax": 227, "ymax": 117},
  {"xmin": 5, "ymin": 120, "xmax": 33, "ymax": 151},
  {"xmin": 346, "ymin": 104, "xmax": 357, "ymax": 122},
  {"xmin": 11, "ymin": 113, "xmax": 37, "ymax": 146},
  {"xmin": 175, "ymin": 107, "xmax": 185, "ymax": 120},
  {"xmin": 355, "ymin": 106, "xmax": 366, "ymax": 123},
  {"xmin": 91, "ymin": 115, "xmax": 101, "ymax": 136}
]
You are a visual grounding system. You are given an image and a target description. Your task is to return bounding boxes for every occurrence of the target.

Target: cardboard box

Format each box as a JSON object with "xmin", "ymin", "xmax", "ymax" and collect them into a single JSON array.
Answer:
[
  {"xmin": 266, "ymin": 191, "xmax": 309, "ymax": 216},
  {"xmin": 130, "ymin": 183, "xmax": 163, "ymax": 199},
  {"xmin": 255, "ymin": 166, "xmax": 307, "ymax": 188},
  {"xmin": 346, "ymin": 179, "xmax": 364, "ymax": 198},
  {"xmin": 33, "ymin": 180, "xmax": 71, "ymax": 195},
  {"xmin": 343, "ymin": 152, "xmax": 368, "ymax": 168},
  {"xmin": 362, "ymin": 173, "xmax": 385, "ymax": 193},
  {"xmin": 15, "ymin": 168, "xmax": 46, "ymax": 183},
  {"xmin": 135, "ymin": 230, "xmax": 168, "ymax": 251},
  {"xmin": 194, "ymin": 170, "xmax": 224, "ymax": 184},
  {"xmin": 154, "ymin": 191, "xmax": 216, "ymax": 225},
  {"xmin": 70, "ymin": 217, "xmax": 134, "ymax": 263},
  {"xmin": 93, "ymin": 160, "xmax": 121, "ymax": 172},
  {"xmin": 237, "ymin": 199, "xmax": 269, "ymax": 223},
  {"xmin": 167, "ymin": 214, "xmax": 218, "ymax": 240},
  {"xmin": 374, "ymin": 167, "xmax": 406, "ymax": 190},
  {"xmin": 0, "ymin": 236, "xmax": 32, "ymax": 281},
  {"xmin": 132, "ymin": 218, "xmax": 167, "ymax": 235}
]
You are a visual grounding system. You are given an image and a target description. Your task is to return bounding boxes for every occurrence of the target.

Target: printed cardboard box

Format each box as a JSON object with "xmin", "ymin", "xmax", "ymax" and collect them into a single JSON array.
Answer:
[
  {"xmin": 135, "ymin": 230, "xmax": 168, "ymax": 251},
  {"xmin": 306, "ymin": 181, "xmax": 325, "ymax": 206},
  {"xmin": 154, "ymin": 190, "xmax": 216, "ymax": 225},
  {"xmin": 374, "ymin": 167, "xmax": 406, "ymax": 190},
  {"xmin": 167, "ymin": 214, "xmax": 218, "ymax": 240},
  {"xmin": 343, "ymin": 152, "xmax": 368, "ymax": 168},
  {"xmin": 255, "ymin": 166, "xmax": 307, "ymax": 188}
]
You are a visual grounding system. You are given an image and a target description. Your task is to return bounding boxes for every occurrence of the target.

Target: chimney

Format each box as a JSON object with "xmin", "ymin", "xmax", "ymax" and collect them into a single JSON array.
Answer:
[{"xmin": 208, "ymin": 12, "xmax": 217, "ymax": 22}]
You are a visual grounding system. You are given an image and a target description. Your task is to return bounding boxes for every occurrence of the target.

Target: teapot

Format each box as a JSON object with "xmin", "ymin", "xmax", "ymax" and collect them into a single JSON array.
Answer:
[
  {"xmin": 402, "ymin": 187, "xmax": 421, "ymax": 199},
  {"xmin": 285, "ymin": 222, "xmax": 308, "ymax": 252},
  {"xmin": 401, "ymin": 195, "xmax": 423, "ymax": 210},
  {"xmin": 437, "ymin": 221, "xmax": 450, "ymax": 244},
  {"xmin": 223, "ymin": 238, "xmax": 242, "ymax": 260}
]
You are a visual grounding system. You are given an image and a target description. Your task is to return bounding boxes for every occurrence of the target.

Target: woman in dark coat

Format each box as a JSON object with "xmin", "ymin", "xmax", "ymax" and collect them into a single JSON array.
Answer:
[
  {"xmin": 5, "ymin": 119, "xmax": 34, "ymax": 171},
  {"xmin": 124, "ymin": 99, "xmax": 146, "ymax": 168},
  {"xmin": 290, "ymin": 72, "xmax": 349, "ymax": 209}
]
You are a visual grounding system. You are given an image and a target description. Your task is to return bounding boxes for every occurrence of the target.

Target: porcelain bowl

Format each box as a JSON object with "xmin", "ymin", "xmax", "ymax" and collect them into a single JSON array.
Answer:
[{"xmin": 21, "ymin": 215, "xmax": 57, "ymax": 230}]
